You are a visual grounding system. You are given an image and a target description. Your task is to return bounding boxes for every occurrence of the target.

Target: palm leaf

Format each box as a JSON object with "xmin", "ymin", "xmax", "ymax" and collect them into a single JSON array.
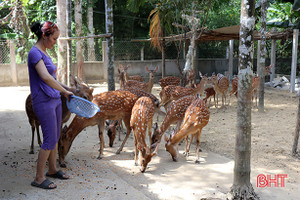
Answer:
[{"xmin": 148, "ymin": 6, "xmax": 163, "ymax": 51}]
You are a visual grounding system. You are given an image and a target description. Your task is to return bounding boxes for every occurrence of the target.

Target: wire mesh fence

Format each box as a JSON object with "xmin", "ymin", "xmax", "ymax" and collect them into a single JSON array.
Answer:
[
  {"xmin": 0, "ymin": 40, "xmax": 10, "ymax": 64},
  {"xmin": 0, "ymin": 38, "xmax": 295, "ymax": 76}
]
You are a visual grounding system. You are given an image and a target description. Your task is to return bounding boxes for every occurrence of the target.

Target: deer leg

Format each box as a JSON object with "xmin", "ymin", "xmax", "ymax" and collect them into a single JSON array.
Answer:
[
  {"xmin": 184, "ymin": 135, "xmax": 189, "ymax": 157},
  {"xmin": 216, "ymin": 94, "xmax": 219, "ymax": 109},
  {"xmin": 195, "ymin": 130, "xmax": 202, "ymax": 164},
  {"xmin": 186, "ymin": 134, "xmax": 194, "ymax": 157},
  {"xmin": 30, "ymin": 125, "xmax": 35, "ymax": 154},
  {"xmin": 97, "ymin": 120, "xmax": 105, "ymax": 159},
  {"xmin": 116, "ymin": 117, "xmax": 131, "ymax": 154},
  {"xmin": 133, "ymin": 133, "xmax": 138, "ymax": 166}
]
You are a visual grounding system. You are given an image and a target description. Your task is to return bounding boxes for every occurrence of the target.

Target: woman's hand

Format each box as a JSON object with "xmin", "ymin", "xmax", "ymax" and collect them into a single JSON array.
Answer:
[{"xmin": 63, "ymin": 90, "xmax": 74, "ymax": 101}]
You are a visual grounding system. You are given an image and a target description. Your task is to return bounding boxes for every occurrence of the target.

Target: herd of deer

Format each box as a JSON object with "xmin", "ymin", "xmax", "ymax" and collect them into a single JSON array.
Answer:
[{"xmin": 25, "ymin": 64, "xmax": 272, "ymax": 172}]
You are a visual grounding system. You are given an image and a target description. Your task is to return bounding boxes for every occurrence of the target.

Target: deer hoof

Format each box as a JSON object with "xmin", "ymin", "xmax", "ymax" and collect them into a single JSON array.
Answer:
[
  {"xmin": 60, "ymin": 163, "xmax": 67, "ymax": 168},
  {"xmin": 195, "ymin": 160, "xmax": 200, "ymax": 164},
  {"xmin": 97, "ymin": 155, "xmax": 103, "ymax": 160},
  {"xmin": 29, "ymin": 150, "xmax": 34, "ymax": 154},
  {"xmin": 115, "ymin": 150, "xmax": 121, "ymax": 154},
  {"xmin": 183, "ymin": 152, "xmax": 189, "ymax": 157}
]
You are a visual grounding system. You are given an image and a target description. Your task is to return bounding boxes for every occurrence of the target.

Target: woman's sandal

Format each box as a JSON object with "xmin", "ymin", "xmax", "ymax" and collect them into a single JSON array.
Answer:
[
  {"xmin": 31, "ymin": 179, "xmax": 57, "ymax": 189},
  {"xmin": 46, "ymin": 169, "xmax": 69, "ymax": 180}
]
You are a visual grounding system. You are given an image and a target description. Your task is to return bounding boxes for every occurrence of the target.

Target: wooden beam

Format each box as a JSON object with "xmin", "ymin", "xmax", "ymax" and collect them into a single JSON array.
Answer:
[{"xmin": 59, "ymin": 33, "xmax": 112, "ymax": 41}]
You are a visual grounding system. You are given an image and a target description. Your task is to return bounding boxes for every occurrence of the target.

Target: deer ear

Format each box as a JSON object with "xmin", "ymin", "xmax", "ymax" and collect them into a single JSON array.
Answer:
[
  {"xmin": 119, "ymin": 64, "xmax": 124, "ymax": 70},
  {"xmin": 127, "ymin": 64, "xmax": 131, "ymax": 69},
  {"xmin": 146, "ymin": 66, "xmax": 149, "ymax": 72},
  {"xmin": 151, "ymin": 152, "xmax": 157, "ymax": 157},
  {"xmin": 154, "ymin": 66, "xmax": 159, "ymax": 72},
  {"xmin": 70, "ymin": 75, "xmax": 78, "ymax": 87}
]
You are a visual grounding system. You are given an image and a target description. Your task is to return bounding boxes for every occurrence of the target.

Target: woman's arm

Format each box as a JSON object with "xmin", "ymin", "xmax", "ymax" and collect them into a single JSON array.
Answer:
[{"xmin": 35, "ymin": 59, "xmax": 73, "ymax": 99}]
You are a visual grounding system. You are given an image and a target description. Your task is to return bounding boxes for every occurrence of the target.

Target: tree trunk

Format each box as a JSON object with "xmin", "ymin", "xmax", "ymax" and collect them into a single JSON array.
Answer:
[
  {"xmin": 230, "ymin": 0, "xmax": 258, "ymax": 199},
  {"xmin": 292, "ymin": 92, "xmax": 300, "ymax": 156},
  {"xmin": 66, "ymin": 0, "xmax": 72, "ymax": 85},
  {"xmin": 57, "ymin": 0, "xmax": 67, "ymax": 84},
  {"xmin": 258, "ymin": 0, "xmax": 267, "ymax": 112},
  {"xmin": 161, "ymin": 40, "xmax": 165, "ymax": 78},
  {"xmin": 105, "ymin": 0, "xmax": 115, "ymax": 91},
  {"xmin": 87, "ymin": 0, "xmax": 96, "ymax": 61},
  {"xmin": 75, "ymin": 0, "xmax": 85, "ymax": 81}
]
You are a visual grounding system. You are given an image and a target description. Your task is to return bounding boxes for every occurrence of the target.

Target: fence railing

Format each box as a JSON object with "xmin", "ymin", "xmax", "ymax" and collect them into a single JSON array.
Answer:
[{"xmin": 0, "ymin": 39, "xmax": 295, "ymax": 76}]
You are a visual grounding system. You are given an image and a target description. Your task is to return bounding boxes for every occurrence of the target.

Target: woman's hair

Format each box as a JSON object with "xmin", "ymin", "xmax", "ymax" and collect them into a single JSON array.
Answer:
[{"xmin": 30, "ymin": 21, "xmax": 59, "ymax": 40}]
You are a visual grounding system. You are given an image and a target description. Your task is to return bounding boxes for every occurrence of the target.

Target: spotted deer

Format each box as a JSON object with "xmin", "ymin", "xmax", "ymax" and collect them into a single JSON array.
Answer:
[
  {"xmin": 25, "ymin": 75, "xmax": 94, "ymax": 154},
  {"xmin": 204, "ymin": 87, "xmax": 216, "ymax": 108},
  {"xmin": 152, "ymin": 95, "xmax": 195, "ymax": 147},
  {"xmin": 130, "ymin": 96, "xmax": 158, "ymax": 172},
  {"xmin": 159, "ymin": 72, "xmax": 208, "ymax": 109},
  {"xmin": 105, "ymin": 87, "xmax": 165, "ymax": 147},
  {"xmin": 228, "ymin": 77, "xmax": 238, "ymax": 105},
  {"xmin": 164, "ymin": 95, "xmax": 210, "ymax": 163},
  {"xmin": 158, "ymin": 69, "xmax": 195, "ymax": 89},
  {"xmin": 58, "ymin": 90, "xmax": 138, "ymax": 167},
  {"xmin": 124, "ymin": 66, "xmax": 158, "ymax": 93},
  {"xmin": 209, "ymin": 73, "xmax": 229, "ymax": 108},
  {"xmin": 228, "ymin": 64, "xmax": 273, "ymax": 106},
  {"xmin": 119, "ymin": 64, "xmax": 143, "ymax": 82}
]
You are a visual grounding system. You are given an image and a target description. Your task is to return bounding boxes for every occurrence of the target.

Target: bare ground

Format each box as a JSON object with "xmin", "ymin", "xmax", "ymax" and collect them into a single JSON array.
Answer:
[{"xmin": 0, "ymin": 84, "xmax": 299, "ymax": 200}]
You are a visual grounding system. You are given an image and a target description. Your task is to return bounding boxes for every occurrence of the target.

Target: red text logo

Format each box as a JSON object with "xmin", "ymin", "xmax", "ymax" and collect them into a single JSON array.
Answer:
[{"xmin": 257, "ymin": 174, "xmax": 288, "ymax": 187}]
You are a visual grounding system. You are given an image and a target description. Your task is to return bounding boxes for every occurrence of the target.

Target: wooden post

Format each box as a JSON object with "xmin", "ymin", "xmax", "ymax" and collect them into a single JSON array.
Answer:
[
  {"xmin": 102, "ymin": 41, "xmax": 108, "ymax": 80},
  {"xmin": 9, "ymin": 40, "xmax": 17, "ymax": 85},
  {"xmin": 161, "ymin": 40, "xmax": 165, "ymax": 78},
  {"xmin": 290, "ymin": 29, "xmax": 298, "ymax": 93},
  {"xmin": 141, "ymin": 47, "xmax": 144, "ymax": 61},
  {"xmin": 256, "ymin": 40, "xmax": 261, "ymax": 75},
  {"xmin": 228, "ymin": 40, "xmax": 234, "ymax": 80},
  {"xmin": 270, "ymin": 39, "xmax": 276, "ymax": 83}
]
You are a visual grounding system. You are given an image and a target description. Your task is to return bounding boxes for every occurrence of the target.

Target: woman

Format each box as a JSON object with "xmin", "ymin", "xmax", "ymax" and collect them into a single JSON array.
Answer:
[{"xmin": 28, "ymin": 21, "xmax": 73, "ymax": 189}]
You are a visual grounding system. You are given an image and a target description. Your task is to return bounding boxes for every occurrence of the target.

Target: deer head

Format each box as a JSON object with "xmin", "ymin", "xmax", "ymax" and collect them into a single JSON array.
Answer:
[
  {"xmin": 106, "ymin": 120, "xmax": 119, "ymax": 147},
  {"xmin": 164, "ymin": 133, "xmax": 178, "ymax": 162},
  {"xmin": 138, "ymin": 144, "xmax": 157, "ymax": 173}
]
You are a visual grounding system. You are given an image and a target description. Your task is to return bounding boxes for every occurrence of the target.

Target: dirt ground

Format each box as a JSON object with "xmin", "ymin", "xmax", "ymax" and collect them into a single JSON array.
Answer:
[{"xmin": 0, "ymin": 83, "xmax": 300, "ymax": 200}]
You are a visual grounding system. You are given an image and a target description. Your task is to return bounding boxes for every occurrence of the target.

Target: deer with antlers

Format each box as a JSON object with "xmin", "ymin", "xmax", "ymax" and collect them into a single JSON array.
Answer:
[
  {"xmin": 123, "ymin": 66, "xmax": 158, "ymax": 93},
  {"xmin": 25, "ymin": 76, "xmax": 94, "ymax": 154},
  {"xmin": 159, "ymin": 72, "xmax": 208, "ymax": 109},
  {"xmin": 209, "ymin": 73, "xmax": 229, "ymax": 108},
  {"xmin": 164, "ymin": 95, "xmax": 210, "ymax": 163},
  {"xmin": 118, "ymin": 64, "xmax": 143, "ymax": 82},
  {"xmin": 58, "ymin": 90, "xmax": 138, "ymax": 167},
  {"xmin": 130, "ymin": 96, "xmax": 158, "ymax": 172}
]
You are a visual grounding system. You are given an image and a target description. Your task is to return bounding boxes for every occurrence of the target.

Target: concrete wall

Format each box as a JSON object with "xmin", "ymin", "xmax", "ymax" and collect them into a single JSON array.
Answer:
[{"xmin": 0, "ymin": 58, "xmax": 238, "ymax": 86}]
